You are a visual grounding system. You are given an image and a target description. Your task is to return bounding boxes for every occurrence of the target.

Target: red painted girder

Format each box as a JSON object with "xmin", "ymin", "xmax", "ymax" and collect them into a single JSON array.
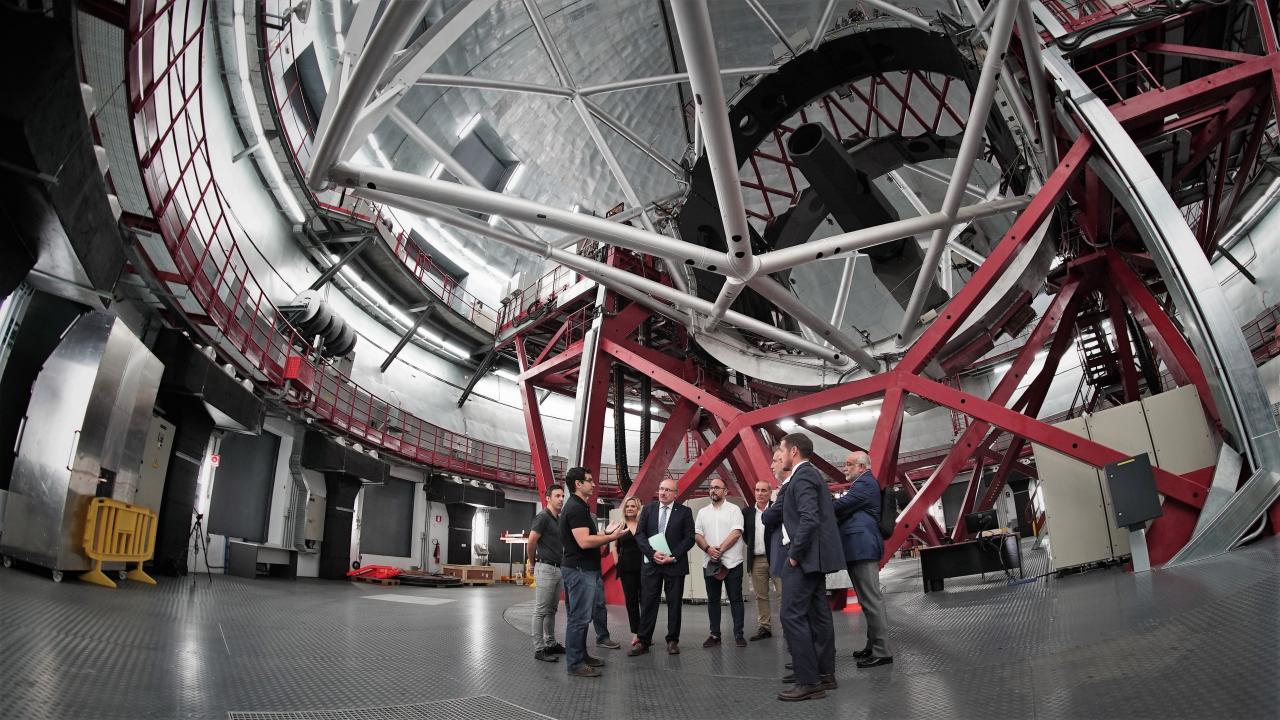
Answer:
[
  {"xmin": 795, "ymin": 418, "xmax": 869, "ymax": 454},
  {"xmin": 676, "ymin": 419, "xmax": 744, "ymax": 500},
  {"xmin": 1141, "ymin": 42, "xmax": 1260, "ymax": 65},
  {"xmin": 521, "ymin": 341, "xmax": 585, "ymax": 383},
  {"xmin": 903, "ymin": 374, "xmax": 1210, "ymax": 510},
  {"xmin": 600, "ymin": 338, "xmax": 741, "ymax": 420},
  {"xmin": 1105, "ymin": 280, "xmax": 1142, "ymax": 402},
  {"xmin": 1110, "ymin": 53, "xmax": 1278, "ymax": 128},
  {"xmin": 516, "ymin": 339, "xmax": 557, "ymax": 500},
  {"xmin": 628, "ymin": 399, "xmax": 699, "ymax": 502},
  {"xmin": 739, "ymin": 372, "xmax": 895, "ymax": 429}
]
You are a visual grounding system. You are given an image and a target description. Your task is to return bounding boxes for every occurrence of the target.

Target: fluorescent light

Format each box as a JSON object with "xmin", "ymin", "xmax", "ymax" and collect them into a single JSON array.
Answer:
[
  {"xmin": 993, "ymin": 363, "xmax": 1012, "ymax": 376},
  {"xmin": 780, "ymin": 418, "xmax": 796, "ymax": 431},
  {"xmin": 415, "ymin": 327, "xmax": 444, "ymax": 344},
  {"xmin": 458, "ymin": 114, "xmax": 482, "ymax": 139},
  {"xmin": 442, "ymin": 342, "xmax": 471, "ymax": 359}
]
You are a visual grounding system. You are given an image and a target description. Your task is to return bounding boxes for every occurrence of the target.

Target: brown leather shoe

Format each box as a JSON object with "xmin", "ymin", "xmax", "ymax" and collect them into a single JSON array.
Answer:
[
  {"xmin": 819, "ymin": 673, "xmax": 838, "ymax": 690},
  {"xmin": 568, "ymin": 665, "xmax": 601, "ymax": 678},
  {"xmin": 666, "ymin": 640, "xmax": 680, "ymax": 655},
  {"xmin": 778, "ymin": 683, "xmax": 826, "ymax": 701},
  {"xmin": 627, "ymin": 643, "xmax": 650, "ymax": 657},
  {"xmin": 584, "ymin": 655, "xmax": 605, "ymax": 668},
  {"xmin": 749, "ymin": 627, "xmax": 772, "ymax": 641},
  {"xmin": 702, "ymin": 635, "xmax": 721, "ymax": 648}
]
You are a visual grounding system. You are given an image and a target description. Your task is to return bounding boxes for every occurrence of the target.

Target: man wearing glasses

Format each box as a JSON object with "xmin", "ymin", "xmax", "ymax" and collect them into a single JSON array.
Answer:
[
  {"xmin": 559, "ymin": 467, "xmax": 628, "ymax": 678},
  {"xmin": 630, "ymin": 478, "xmax": 696, "ymax": 656}
]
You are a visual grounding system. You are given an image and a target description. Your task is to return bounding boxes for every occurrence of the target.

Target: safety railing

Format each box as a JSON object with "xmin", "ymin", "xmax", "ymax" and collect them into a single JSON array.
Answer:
[
  {"xmin": 257, "ymin": 0, "xmax": 499, "ymax": 334},
  {"xmin": 124, "ymin": 0, "xmax": 633, "ymax": 495},
  {"xmin": 1080, "ymin": 50, "xmax": 1164, "ymax": 105},
  {"xmin": 1041, "ymin": 0, "xmax": 1159, "ymax": 33}
]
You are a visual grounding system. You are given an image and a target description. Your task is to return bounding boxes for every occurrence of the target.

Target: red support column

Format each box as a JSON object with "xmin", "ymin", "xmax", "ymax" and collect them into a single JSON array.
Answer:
[
  {"xmin": 896, "ymin": 474, "xmax": 944, "ymax": 545},
  {"xmin": 950, "ymin": 449, "xmax": 989, "ymax": 542},
  {"xmin": 869, "ymin": 386, "xmax": 907, "ymax": 489},
  {"xmin": 516, "ymin": 339, "xmax": 557, "ymax": 500},
  {"xmin": 677, "ymin": 418, "xmax": 744, "ymax": 500},
  {"xmin": 578, "ymin": 350, "xmax": 614, "ymax": 504},
  {"xmin": 628, "ymin": 399, "xmax": 699, "ymax": 501},
  {"xmin": 1104, "ymin": 280, "xmax": 1142, "ymax": 403}
]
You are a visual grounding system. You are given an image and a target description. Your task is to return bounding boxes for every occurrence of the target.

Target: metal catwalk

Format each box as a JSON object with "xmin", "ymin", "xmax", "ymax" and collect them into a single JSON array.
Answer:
[{"xmin": 1, "ymin": 537, "xmax": 1276, "ymax": 720}]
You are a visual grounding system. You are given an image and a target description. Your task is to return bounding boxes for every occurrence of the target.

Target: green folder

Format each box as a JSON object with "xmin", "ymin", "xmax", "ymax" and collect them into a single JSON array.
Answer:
[{"xmin": 648, "ymin": 532, "xmax": 672, "ymax": 556}]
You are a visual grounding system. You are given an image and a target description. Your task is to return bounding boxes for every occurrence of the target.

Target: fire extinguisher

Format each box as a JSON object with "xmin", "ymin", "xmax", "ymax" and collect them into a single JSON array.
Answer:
[{"xmin": 432, "ymin": 539, "xmax": 441, "ymax": 566}]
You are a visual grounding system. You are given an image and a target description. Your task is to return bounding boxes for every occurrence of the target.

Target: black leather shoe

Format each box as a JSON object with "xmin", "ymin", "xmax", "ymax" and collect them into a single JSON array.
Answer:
[
  {"xmin": 819, "ymin": 673, "xmax": 838, "ymax": 690},
  {"xmin": 535, "ymin": 650, "xmax": 559, "ymax": 662},
  {"xmin": 627, "ymin": 643, "xmax": 650, "ymax": 657},
  {"xmin": 702, "ymin": 635, "xmax": 721, "ymax": 648},
  {"xmin": 852, "ymin": 648, "xmax": 873, "ymax": 659},
  {"xmin": 856, "ymin": 656, "xmax": 893, "ymax": 669},
  {"xmin": 547, "ymin": 643, "xmax": 566, "ymax": 654},
  {"xmin": 584, "ymin": 655, "xmax": 605, "ymax": 668},
  {"xmin": 778, "ymin": 683, "xmax": 826, "ymax": 701},
  {"xmin": 734, "ymin": 637, "xmax": 747, "ymax": 648},
  {"xmin": 781, "ymin": 673, "xmax": 795, "ymax": 683},
  {"xmin": 667, "ymin": 641, "xmax": 680, "ymax": 655},
  {"xmin": 749, "ymin": 628, "xmax": 772, "ymax": 641}
]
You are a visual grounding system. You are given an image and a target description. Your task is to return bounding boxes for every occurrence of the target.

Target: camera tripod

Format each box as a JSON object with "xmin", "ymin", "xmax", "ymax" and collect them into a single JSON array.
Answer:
[{"xmin": 188, "ymin": 513, "xmax": 213, "ymax": 585}]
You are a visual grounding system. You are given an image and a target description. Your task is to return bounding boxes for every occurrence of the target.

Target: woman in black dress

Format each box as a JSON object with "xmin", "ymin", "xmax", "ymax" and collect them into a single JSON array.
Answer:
[{"xmin": 613, "ymin": 496, "xmax": 644, "ymax": 646}]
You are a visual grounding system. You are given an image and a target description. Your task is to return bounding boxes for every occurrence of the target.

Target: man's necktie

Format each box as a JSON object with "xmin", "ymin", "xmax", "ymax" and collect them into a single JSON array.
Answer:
[{"xmin": 659, "ymin": 504, "xmax": 669, "ymax": 534}]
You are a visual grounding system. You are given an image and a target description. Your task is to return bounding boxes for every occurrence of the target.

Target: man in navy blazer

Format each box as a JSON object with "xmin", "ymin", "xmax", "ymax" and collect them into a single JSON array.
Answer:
[
  {"xmin": 631, "ymin": 478, "xmax": 696, "ymax": 656},
  {"xmin": 833, "ymin": 451, "xmax": 892, "ymax": 667},
  {"xmin": 763, "ymin": 433, "xmax": 845, "ymax": 701}
]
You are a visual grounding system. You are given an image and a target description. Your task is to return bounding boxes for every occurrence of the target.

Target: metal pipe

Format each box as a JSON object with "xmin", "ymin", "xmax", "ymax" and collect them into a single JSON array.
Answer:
[
  {"xmin": 975, "ymin": 0, "xmax": 999, "ymax": 32},
  {"xmin": 829, "ymin": 255, "xmax": 857, "ymax": 328},
  {"xmin": 568, "ymin": 284, "xmax": 606, "ymax": 464},
  {"xmin": 811, "ymin": 0, "xmax": 839, "ymax": 50},
  {"xmin": 309, "ymin": 236, "xmax": 372, "ymax": 290},
  {"xmin": 331, "ymin": 161, "xmax": 726, "ymax": 267},
  {"xmin": 746, "ymin": 0, "xmax": 797, "ymax": 56},
  {"xmin": 577, "ymin": 67, "xmax": 778, "ymax": 96},
  {"xmin": 897, "ymin": 0, "xmax": 1020, "ymax": 343},
  {"xmin": 307, "ymin": 0, "xmax": 431, "ymax": 190},
  {"xmin": 756, "ymin": 195, "xmax": 1030, "ymax": 274},
  {"xmin": 748, "ymin": 277, "xmax": 880, "ymax": 373},
  {"xmin": 862, "ymin": 0, "xmax": 932, "ymax": 30},
  {"xmin": 380, "ymin": 306, "xmax": 433, "ymax": 373},
  {"xmin": 357, "ymin": 189, "xmax": 851, "ymax": 365},
  {"xmin": 1017, "ymin": 0, "xmax": 1059, "ymax": 172},
  {"xmin": 520, "ymin": 0, "xmax": 574, "ymax": 87},
  {"xmin": 902, "ymin": 163, "xmax": 988, "ymax": 199},
  {"xmin": 413, "ymin": 73, "xmax": 574, "ymax": 98},
  {"xmin": 669, "ymin": 0, "xmax": 757, "ymax": 284},
  {"xmin": 581, "ymin": 98, "xmax": 684, "ymax": 178}
]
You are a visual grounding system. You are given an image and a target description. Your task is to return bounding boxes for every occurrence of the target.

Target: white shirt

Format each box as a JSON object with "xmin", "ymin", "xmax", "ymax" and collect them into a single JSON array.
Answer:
[
  {"xmin": 695, "ymin": 501, "xmax": 745, "ymax": 569},
  {"xmin": 753, "ymin": 504, "xmax": 767, "ymax": 555}
]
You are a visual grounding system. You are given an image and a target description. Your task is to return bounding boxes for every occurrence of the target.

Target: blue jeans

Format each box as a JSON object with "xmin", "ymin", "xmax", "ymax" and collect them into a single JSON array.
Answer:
[
  {"xmin": 561, "ymin": 566, "xmax": 601, "ymax": 671},
  {"xmin": 563, "ymin": 567, "xmax": 611, "ymax": 643}
]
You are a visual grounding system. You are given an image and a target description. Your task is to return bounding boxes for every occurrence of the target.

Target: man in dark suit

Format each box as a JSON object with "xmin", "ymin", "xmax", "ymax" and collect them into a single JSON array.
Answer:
[
  {"xmin": 763, "ymin": 433, "xmax": 845, "ymax": 702},
  {"xmin": 630, "ymin": 478, "xmax": 696, "ymax": 656},
  {"xmin": 833, "ymin": 451, "xmax": 892, "ymax": 667},
  {"xmin": 742, "ymin": 478, "xmax": 780, "ymax": 640}
]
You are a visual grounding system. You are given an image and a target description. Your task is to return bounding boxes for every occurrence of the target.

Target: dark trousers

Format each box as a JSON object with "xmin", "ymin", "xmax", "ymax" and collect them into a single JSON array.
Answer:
[
  {"xmin": 704, "ymin": 563, "xmax": 745, "ymax": 639},
  {"xmin": 638, "ymin": 567, "xmax": 685, "ymax": 644},
  {"xmin": 619, "ymin": 570, "xmax": 642, "ymax": 634},
  {"xmin": 778, "ymin": 562, "xmax": 835, "ymax": 685}
]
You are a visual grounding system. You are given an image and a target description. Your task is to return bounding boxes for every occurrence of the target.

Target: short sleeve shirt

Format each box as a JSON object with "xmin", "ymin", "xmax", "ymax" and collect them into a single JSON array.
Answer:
[
  {"xmin": 530, "ymin": 509, "xmax": 562, "ymax": 565},
  {"xmin": 694, "ymin": 501, "xmax": 745, "ymax": 569},
  {"xmin": 559, "ymin": 494, "xmax": 600, "ymax": 570}
]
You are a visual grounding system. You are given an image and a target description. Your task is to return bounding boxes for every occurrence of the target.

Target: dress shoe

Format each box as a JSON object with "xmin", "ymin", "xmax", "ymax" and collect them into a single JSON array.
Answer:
[
  {"xmin": 856, "ymin": 656, "xmax": 893, "ymax": 669},
  {"xmin": 777, "ymin": 683, "xmax": 826, "ymax": 701},
  {"xmin": 666, "ymin": 640, "xmax": 680, "ymax": 655},
  {"xmin": 852, "ymin": 648, "xmax": 873, "ymax": 659},
  {"xmin": 749, "ymin": 628, "xmax": 772, "ymax": 641},
  {"xmin": 702, "ymin": 635, "xmax": 721, "ymax": 648},
  {"xmin": 547, "ymin": 643, "xmax": 566, "ymax": 654},
  {"xmin": 734, "ymin": 637, "xmax": 747, "ymax": 648},
  {"xmin": 567, "ymin": 665, "xmax": 601, "ymax": 678},
  {"xmin": 781, "ymin": 673, "xmax": 796, "ymax": 684},
  {"xmin": 534, "ymin": 650, "xmax": 559, "ymax": 663},
  {"xmin": 627, "ymin": 643, "xmax": 650, "ymax": 657},
  {"xmin": 819, "ymin": 674, "xmax": 838, "ymax": 690},
  {"xmin": 597, "ymin": 638, "xmax": 621, "ymax": 650},
  {"xmin": 584, "ymin": 655, "xmax": 606, "ymax": 668}
]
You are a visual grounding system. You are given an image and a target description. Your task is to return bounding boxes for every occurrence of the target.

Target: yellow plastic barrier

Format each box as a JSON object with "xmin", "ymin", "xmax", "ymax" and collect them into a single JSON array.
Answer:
[{"xmin": 80, "ymin": 498, "xmax": 158, "ymax": 589}]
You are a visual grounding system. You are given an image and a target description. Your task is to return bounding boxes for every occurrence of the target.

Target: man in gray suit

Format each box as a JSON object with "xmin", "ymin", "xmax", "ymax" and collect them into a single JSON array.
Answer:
[
  {"xmin": 833, "ymin": 451, "xmax": 892, "ymax": 667},
  {"xmin": 762, "ymin": 433, "xmax": 845, "ymax": 701}
]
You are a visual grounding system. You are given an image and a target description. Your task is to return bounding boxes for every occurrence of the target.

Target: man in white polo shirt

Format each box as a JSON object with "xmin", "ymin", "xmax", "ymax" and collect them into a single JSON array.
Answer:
[{"xmin": 694, "ymin": 477, "xmax": 747, "ymax": 647}]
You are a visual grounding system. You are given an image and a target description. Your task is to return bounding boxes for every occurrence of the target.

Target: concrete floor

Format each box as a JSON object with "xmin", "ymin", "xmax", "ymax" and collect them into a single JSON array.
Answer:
[{"xmin": 1, "ymin": 537, "xmax": 1277, "ymax": 719}]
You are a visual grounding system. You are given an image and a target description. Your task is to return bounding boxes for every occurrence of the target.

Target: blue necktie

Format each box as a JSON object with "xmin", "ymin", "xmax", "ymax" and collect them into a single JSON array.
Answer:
[{"xmin": 659, "ymin": 504, "xmax": 669, "ymax": 533}]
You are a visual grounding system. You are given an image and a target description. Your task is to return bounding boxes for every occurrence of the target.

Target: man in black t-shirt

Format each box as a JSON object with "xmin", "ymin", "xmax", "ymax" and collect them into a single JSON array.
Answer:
[
  {"xmin": 528, "ymin": 486, "xmax": 565, "ymax": 662},
  {"xmin": 558, "ymin": 467, "xmax": 628, "ymax": 678}
]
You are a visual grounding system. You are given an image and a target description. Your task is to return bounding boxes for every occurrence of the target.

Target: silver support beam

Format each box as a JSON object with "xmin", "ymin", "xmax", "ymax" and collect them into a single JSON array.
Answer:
[
  {"xmin": 862, "ymin": 0, "xmax": 933, "ymax": 30},
  {"xmin": 380, "ymin": 305, "xmax": 434, "ymax": 373},
  {"xmin": 1017, "ymin": 1, "xmax": 1059, "ymax": 172},
  {"xmin": 670, "ymin": 1, "xmax": 757, "ymax": 309},
  {"xmin": 577, "ymin": 66, "xmax": 777, "ymax": 96},
  {"xmin": 413, "ymin": 73, "xmax": 574, "ymax": 98},
  {"xmin": 331, "ymin": 161, "xmax": 726, "ymax": 267},
  {"xmin": 756, "ymin": 195, "xmax": 1030, "ymax": 274},
  {"xmin": 568, "ymin": 284, "xmax": 606, "ymax": 464},
  {"xmin": 356, "ymin": 189, "xmax": 853, "ymax": 366},
  {"xmin": 748, "ymin": 277, "xmax": 880, "ymax": 373},
  {"xmin": 1194, "ymin": 444, "xmax": 1245, "ymax": 538},
  {"xmin": 746, "ymin": 0, "xmax": 797, "ymax": 56},
  {"xmin": 520, "ymin": 0, "xmax": 574, "ymax": 87},
  {"xmin": 1045, "ymin": 49, "xmax": 1280, "ymax": 562},
  {"xmin": 307, "ymin": 0, "xmax": 432, "ymax": 190},
  {"xmin": 897, "ymin": 0, "xmax": 1019, "ymax": 343},
  {"xmin": 581, "ymin": 98, "xmax": 685, "ymax": 178},
  {"xmin": 829, "ymin": 255, "xmax": 857, "ymax": 329},
  {"xmin": 811, "ymin": 0, "xmax": 839, "ymax": 50}
]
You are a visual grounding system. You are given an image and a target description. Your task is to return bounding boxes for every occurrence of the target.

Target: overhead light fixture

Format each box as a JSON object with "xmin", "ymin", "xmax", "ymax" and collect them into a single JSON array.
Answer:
[{"xmin": 442, "ymin": 342, "xmax": 471, "ymax": 359}]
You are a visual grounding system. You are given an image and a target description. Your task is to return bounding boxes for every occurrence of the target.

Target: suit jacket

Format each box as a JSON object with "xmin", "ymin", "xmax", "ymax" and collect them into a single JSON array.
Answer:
[
  {"xmin": 761, "ymin": 462, "xmax": 844, "ymax": 575},
  {"xmin": 634, "ymin": 501, "xmax": 696, "ymax": 576},
  {"xmin": 832, "ymin": 470, "xmax": 884, "ymax": 563},
  {"xmin": 741, "ymin": 503, "xmax": 774, "ymax": 566}
]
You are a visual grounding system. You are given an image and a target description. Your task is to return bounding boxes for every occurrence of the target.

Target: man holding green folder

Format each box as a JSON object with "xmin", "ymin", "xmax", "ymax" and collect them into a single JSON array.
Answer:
[{"xmin": 629, "ymin": 479, "xmax": 696, "ymax": 656}]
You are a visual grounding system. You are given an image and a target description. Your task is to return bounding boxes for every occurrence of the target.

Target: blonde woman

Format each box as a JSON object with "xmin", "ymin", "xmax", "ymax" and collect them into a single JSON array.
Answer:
[{"xmin": 613, "ymin": 496, "xmax": 645, "ymax": 646}]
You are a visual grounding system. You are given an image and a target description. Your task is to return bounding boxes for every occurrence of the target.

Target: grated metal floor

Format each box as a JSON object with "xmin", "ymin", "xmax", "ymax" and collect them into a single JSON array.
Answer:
[{"xmin": 1, "ymin": 537, "xmax": 1277, "ymax": 719}]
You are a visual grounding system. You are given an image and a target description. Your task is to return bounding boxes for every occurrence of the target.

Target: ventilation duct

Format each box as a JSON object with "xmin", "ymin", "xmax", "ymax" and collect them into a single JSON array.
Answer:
[{"xmin": 282, "ymin": 290, "xmax": 358, "ymax": 358}]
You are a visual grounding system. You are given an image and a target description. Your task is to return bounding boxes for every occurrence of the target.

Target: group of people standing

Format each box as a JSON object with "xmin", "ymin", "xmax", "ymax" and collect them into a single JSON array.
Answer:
[{"xmin": 525, "ymin": 432, "xmax": 892, "ymax": 702}]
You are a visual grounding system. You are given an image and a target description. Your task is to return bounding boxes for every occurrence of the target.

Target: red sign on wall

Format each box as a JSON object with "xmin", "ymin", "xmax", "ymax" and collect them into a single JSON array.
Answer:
[
  {"xmin": 210, "ymin": 454, "xmax": 221, "ymax": 467},
  {"xmin": 435, "ymin": 515, "xmax": 443, "ymax": 523}
]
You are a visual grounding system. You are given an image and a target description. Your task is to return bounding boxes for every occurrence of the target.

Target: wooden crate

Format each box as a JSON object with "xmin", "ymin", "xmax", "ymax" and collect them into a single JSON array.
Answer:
[{"xmin": 442, "ymin": 564, "xmax": 495, "ymax": 585}]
